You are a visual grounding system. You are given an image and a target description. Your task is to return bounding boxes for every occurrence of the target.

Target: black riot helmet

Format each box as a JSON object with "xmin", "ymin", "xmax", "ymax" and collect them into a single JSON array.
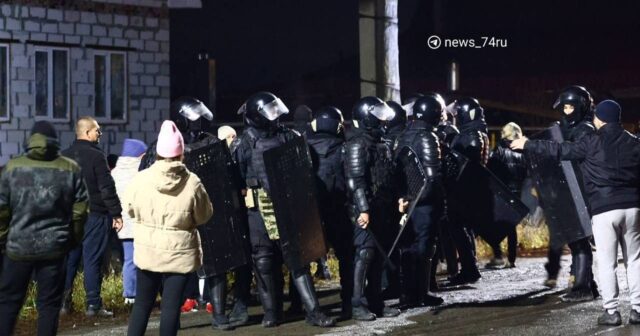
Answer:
[
  {"xmin": 553, "ymin": 85, "xmax": 594, "ymax": 126},
  {"xmin": 351, "ymin": 96, "xmax": 395, "ymax": 130},
  {"xmin": 402, "ymin": 93, "xmax": 424, "ymax": 119},
  {"xmin": 413, "ymin": 94, "xmax": 445, "ymax": 127},
  {"xmin": 237, "ymin": 91, "xmax": 289, "ymax": 129},
  {"xmin": 170, "ymin": 96, "xmax": 214, "ymax": 133},
  {"xmin": 452, "ymin": 97, "xmax": 484, "ymax": 126},
  {"xmin": 385, "ymin": 101, "xmax": 407, "ymax": 130},
  {"xmin": 312, "ymin": 106, "xmax": 344, "ymax": 135}
]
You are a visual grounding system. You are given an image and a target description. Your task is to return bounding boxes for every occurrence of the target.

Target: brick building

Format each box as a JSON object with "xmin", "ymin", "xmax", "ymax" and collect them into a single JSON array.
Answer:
[{"xmin": 0, "ymin": 0, "xmax": 171, "ymax": 165}]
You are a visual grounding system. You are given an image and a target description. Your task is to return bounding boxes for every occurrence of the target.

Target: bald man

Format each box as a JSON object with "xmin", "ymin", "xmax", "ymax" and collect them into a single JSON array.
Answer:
[{"xmin": 61, "ymin": 116, "xmax": 122, "ymax": 318}]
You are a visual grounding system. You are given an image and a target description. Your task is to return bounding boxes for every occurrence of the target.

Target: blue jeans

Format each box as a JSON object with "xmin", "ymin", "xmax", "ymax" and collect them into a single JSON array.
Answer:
[
  {"xmin": 122, "ymin": 239, "xmax": 137, "ymax": 298},
  {"xmin": 64, "ymin": 213, "xmax": 111, "ymax": 307},
  {"xmin": 0, "ymin": 255, "xmax": 66, "ymax": 336}
]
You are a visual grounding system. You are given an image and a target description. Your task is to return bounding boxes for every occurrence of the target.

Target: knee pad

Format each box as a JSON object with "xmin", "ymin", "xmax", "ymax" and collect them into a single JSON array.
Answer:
[
  {"xmin": 255, "ymin": 257, "xmax": 273, "ymax": 274},
  {"xmin": 357, "ymin": 248, "xmax": 374, "ymax": 263}
]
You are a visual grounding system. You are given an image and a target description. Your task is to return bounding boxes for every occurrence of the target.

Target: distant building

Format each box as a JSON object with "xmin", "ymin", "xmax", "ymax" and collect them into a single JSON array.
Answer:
[{"xmin": 0, "ymin": 0, "xmax": 171, "ymax": 165}]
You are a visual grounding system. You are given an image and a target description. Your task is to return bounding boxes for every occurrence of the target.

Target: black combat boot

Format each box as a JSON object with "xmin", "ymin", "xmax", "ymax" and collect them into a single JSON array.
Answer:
[
  {"xmin": 255, "ymin": 257, "xmax": 280, "ymax": 327},
  {"xmin": 562, "ymin": 252, "xmax": 594, "ymax": 302},
  {"xmin": 352, "ymin": 248, "xmax": 376, "ymax": 321},
  {"xmin": 421, "ymin": 259, "xmax": 443, "ymax": 307},
  {"xmin": 209, "ymin": 274, "xmax": 233, "ymax": 330},
  {"xmin": 293, "ymin": 272, "xmax": 336, "ymax": 327},
  {"xmin": 398, "ymin": 250, "xmax": 418, "ymax": 310}
]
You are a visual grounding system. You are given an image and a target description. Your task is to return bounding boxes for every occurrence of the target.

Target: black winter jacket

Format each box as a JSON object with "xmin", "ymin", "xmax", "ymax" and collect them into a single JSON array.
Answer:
[
  {"xmin": 525, "ymin": 123, "xmax": 640, "ymax": 216},
  {"xmin": 62, "ymin": 140, "xmax": 121, "ymax": 217},
  {"xmin": 487, "ymin": 145, "xmax": 526, "ymax": 194}
]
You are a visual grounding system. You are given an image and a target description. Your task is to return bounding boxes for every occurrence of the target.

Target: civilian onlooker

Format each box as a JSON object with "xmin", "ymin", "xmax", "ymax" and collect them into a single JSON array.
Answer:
[
  {"xmin": 61, "ymin": 116, "xmax": 123, "ymax": 317},
  {"xmin": 485, "ymin": 122, "xmax": 527, "ymax": 268},
  {"xmin": 217, "ymin": 125, "xmax": 239, "ymax": 153},
  {"xmin": 512, "ymin": 100, "xmax": 640, "ymax": 326},
  {"xmin": 0, "ymin": 121, "xmax": 89, "ymax": 335},
  {"xmin": 111, "ymin": 139, "xmax": 148, "ymax": 305},
  {"xmin": 125, "ymin": 121, "xmax": 213, "ymax": 336}
]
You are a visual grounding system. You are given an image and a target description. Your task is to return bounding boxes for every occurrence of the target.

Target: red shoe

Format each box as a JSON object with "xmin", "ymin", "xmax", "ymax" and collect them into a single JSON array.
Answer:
[
  {"xmin": 181, "ymin": 299, "xmax": 198, "ymax": 313},
  {"xmin": 206, "ymin": 302, "xmax": 213, "ymax": 314}
]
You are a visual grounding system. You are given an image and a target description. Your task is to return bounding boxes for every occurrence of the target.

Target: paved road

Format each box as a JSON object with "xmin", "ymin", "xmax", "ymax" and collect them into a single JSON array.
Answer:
[{"xmin": 58, "ymin": 256, "xmax": 640, "ymax": 335}]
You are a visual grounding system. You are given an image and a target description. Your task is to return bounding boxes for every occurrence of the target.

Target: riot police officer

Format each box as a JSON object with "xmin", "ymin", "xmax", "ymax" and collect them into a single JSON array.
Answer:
[
  {"xmin": 304, "ymin": 106, "xmax": 354, "ymax": 319},
  {"xmin": 139, "ymin": 96, "xmax": 216, "ymax": 170},
  {"xmin": 345, "ymin": 96, "xmax": 401, "ymax": 320},
  {"xmin": 394, "ymin": 94, "xmax": 446, "ymax": 308},
  {"xmin": 431, "ymin": 94, "xmax": 461, "ymax": 279},
  {"xmin": 447, "ymin": 97, "xmax": 490, "ymax": 285},
  {"xmin": 547, "ymin": 85, "xmax": 598, "ymax": 301},
  {"xmin": 234, "ymin": 92, "xmax": 335, "ymax": 328}
]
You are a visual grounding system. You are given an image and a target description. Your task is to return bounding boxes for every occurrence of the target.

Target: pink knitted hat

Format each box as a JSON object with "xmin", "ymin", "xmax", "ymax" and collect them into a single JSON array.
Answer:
[{"xmin": 156, "ymin": 120, "xmax": 184, "ymax": 158}]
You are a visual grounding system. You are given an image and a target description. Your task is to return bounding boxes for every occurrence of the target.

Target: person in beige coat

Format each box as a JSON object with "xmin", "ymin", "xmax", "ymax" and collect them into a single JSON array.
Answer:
[{"xmin": 125, "ymin": 121, "xmax": 213, "ymax": 336}]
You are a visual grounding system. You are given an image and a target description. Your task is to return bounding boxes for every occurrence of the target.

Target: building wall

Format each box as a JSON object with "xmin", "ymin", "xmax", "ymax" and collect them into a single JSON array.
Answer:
[{"xmin": 0, "ymin": 1, "xmax": 169, "ymax": 165}]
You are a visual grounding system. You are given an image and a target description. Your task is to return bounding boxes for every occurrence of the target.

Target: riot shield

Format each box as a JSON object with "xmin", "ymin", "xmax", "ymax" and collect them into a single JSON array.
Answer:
[
  {"xmin": 184, "ymin": 140, "xmax": 250, "ymax": 277},
  {"xmin": 527, "ymin": 124, "xmax": 591, "ymax": 248},
  {"xmin": 451, "ymin": 150, "xmax": 529, "ymax": 244},
  {"xmin": 263, "ymin": 137, "xmax": 328, "ymax": 271},
  {"xmin": 387, "ymin": 146, "xmax": 427, "ymax": 257}
]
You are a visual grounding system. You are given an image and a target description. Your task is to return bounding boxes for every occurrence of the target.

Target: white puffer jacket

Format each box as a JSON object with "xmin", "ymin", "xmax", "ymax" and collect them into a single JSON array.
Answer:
[{"xmin": 111, "ymin": 156, "xmax": 141, "ymax": 239}]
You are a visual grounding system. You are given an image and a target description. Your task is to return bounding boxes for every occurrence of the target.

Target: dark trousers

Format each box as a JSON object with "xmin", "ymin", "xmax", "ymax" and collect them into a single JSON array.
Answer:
[
  {"xmin": 546, "ymin": 245, "xmax": 563, "ymax": 279},
  {"xmin": 324, "ymin": 212, "xmax": 354, "ymax": 306},
  {"xmin": 65, "ymin": 213, "xmax": 111, "ymax": 307},
  {"xmin": 127, "ymin": 269, "xmax": 188, "ymax": 336},
  {"xmin": 489, "ymin": 228, "xmax": 518, "ymax": 263},
  {"xmin": 183, "ymin": 272, "xmax": 200, "ymax": 300},
  {"xmin": 437, "ymin": 215, "xmax": 460, "ymax": 276},
  {"xmin": 404, "ymin": 204, "xmax": 440, "ymax": 259},
  {"xmin": 449, "ymin": 218, "xmax": 479, "ymax": 277},
  {"xmin": 0, "ymin": 255, "xmax": 66, "ymax": 336}
]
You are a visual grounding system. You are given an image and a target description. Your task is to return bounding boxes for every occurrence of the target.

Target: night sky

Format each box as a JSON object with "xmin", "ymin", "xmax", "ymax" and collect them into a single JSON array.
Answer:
[{"xmin": 170, "ymin": 0, "xmax": 640, "ymax": 125}]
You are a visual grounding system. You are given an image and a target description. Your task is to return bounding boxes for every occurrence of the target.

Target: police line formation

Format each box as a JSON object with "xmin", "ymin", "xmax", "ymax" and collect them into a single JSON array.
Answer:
[{"xmin": 2, "ymin": 84, "xmax": 639, "ymax": 335}]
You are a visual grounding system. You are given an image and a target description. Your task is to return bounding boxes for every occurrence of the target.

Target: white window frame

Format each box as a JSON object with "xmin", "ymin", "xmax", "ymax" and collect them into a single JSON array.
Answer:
[
  {"xmin": 33, "ymin": 46, "xmax": 70, "ymax": 122},
  {"xmin": 93, "ymin": 50, "xmax": 128, "ymax": 124},
  {"xmin": 0, "ymin": 44, "xmax": 9, "ymax": 122}
]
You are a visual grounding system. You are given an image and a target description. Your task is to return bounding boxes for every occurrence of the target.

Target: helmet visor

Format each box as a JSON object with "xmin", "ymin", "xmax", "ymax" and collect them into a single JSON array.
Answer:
[
  {"xmin": 259, "ymin": 98, "xmax": 290, "ymax": 121},
  {"xmin": 179, "ymin": 101, "xmax": 214, "ymax": 121},
  {"xmin": 371, "ymin": 102, "xmax": 395, "ymax": 121}
]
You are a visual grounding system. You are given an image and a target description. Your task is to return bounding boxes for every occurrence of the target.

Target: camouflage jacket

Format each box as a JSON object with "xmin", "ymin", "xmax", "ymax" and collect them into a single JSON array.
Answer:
[{"xmin": 0, "ymin": 134, "xmax": 89, "ymax": 260}]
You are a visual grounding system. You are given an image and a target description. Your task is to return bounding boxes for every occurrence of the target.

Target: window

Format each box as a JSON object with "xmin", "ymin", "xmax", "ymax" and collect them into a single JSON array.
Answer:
[
  {"xmin": 35, "ymin": 47, "xmax": 70, "ymax": 121},
  {"xmin": 94, "ymin": 51, "xmax": 127, "ymax": 122},
  {"xmin": 0, "ymin": 44, "xmax": 8, "ymax": 121}
]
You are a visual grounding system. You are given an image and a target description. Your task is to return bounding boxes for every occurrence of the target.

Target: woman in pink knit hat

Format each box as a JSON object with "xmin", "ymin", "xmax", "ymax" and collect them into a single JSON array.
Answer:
[{"xmin": 124, "ymin": 120, "xmax": 213, "ymax": 336}]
